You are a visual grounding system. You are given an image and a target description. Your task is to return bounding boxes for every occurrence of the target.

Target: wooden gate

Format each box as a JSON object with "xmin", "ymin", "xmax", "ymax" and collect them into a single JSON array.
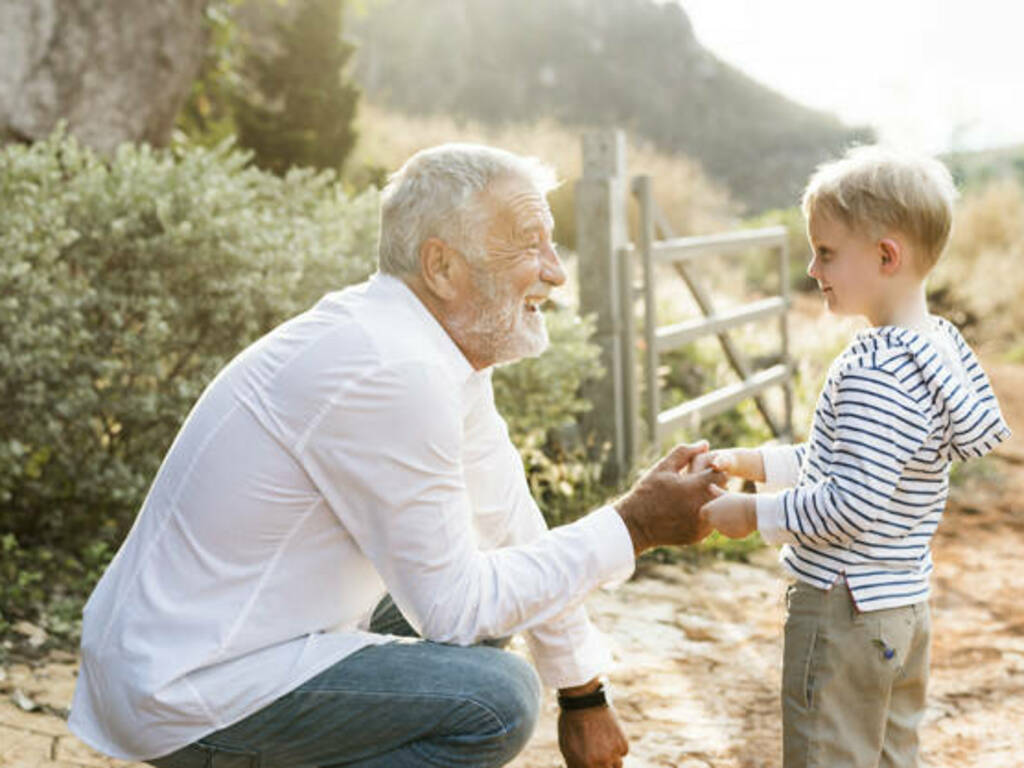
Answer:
[{"xmin": 577, "ymin": 130, "xmax": 794, "ymax": 480}]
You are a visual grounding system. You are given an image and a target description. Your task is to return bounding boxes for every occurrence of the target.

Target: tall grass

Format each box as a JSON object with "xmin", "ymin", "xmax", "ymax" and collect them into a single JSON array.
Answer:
[
  {"xmin": 348, "ymin": 102, "xmax": 737, "ymax": 252},
  {"xmin": 931, "ymin": 177, "xmax": 1024, "ymax": 358}
]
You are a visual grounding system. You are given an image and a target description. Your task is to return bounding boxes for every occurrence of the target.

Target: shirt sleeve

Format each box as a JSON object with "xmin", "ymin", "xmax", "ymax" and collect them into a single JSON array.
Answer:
[
  {"xmin": 757, "ymin": 443, "xmax": 806, "ymax": 491},
  {"xmin": 460, "ymin": 375, "xmax": 634, "ymax": 688},
  {"xmin": 297, "ymin": 360, "xmax": 635, "ymax": 666},
  {"xmin": 756, "ymin": 364, "xmax": 930, "ymax": 547}
]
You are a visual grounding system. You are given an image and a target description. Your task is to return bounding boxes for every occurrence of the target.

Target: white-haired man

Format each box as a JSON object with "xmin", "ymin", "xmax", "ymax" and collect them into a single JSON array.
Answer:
[{"xmin": 70, "ymin": 144, "xmax": 723, "ymax": 768}]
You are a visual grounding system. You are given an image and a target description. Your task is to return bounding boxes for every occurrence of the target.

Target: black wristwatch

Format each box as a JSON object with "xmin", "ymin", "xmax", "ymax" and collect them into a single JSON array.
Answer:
[{"xmin": 557, "ymin": 682, "xmax": 610, "ymax": 711}]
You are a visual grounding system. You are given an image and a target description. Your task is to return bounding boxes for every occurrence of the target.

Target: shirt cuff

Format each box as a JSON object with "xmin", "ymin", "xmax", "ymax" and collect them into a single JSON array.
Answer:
[
  {"xmin": 758, "ymin": 445, "xmax": 801, "ymax": 491},
  {"xmin": 576, "ymin": 504, "xmax": 636, "ymax": 587},
  {"xmin": 755, "ymin": 493, "xmax": 793, "ymax": 545},
  {"xmin": 526, "ymin": 612, "xmax": 614, "ymax": 689}
]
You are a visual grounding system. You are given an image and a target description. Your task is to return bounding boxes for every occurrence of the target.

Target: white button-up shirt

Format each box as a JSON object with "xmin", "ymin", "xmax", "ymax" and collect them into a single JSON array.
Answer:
[{"xmin": 69, "ymin": 273, "xmax": 636, "ymax": 761}]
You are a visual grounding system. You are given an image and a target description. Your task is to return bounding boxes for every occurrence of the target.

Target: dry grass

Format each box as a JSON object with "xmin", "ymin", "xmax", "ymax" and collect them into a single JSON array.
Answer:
[
  {"xmin": 349, "ymin": 103, "xmax": 737, "ymax": 249},
  {"xmin": 933, "ymin": 178, "xmax": 1024, "ymax": 356}
]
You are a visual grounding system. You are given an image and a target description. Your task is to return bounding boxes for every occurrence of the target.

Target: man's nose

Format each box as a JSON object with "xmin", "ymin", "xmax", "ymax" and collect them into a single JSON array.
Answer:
[{"xmin": 541, "ymin": 242, "xmax": 567, "ymax": 286}]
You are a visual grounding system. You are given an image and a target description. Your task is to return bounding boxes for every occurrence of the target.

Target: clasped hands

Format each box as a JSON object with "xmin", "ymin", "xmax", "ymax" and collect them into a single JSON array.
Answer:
[
  {"xmin": 690, "ymin": 447, "xmax": 764, "ymax": 539},
  {"xmin": 614, "ymin": 441, "xmax": 763, "ymax": 553}
]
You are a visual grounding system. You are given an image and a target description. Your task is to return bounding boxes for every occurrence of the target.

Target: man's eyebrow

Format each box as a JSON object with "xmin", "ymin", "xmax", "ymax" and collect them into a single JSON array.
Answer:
[{"xmin": 518, "ymin": 217, "xmax": 554, "ymax": 238}]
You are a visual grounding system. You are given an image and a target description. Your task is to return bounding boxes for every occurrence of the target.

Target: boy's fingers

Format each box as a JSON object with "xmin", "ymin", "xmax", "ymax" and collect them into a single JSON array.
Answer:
[{"xmin": 712, "ymin": 453, "xmax": 735, "ymax": 473}]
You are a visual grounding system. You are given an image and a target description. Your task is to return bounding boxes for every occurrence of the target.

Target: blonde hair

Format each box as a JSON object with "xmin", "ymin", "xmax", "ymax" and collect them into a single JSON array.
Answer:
[{"xmin": 802, "ymin": 145, "xmax": 957, "ymax": 272}]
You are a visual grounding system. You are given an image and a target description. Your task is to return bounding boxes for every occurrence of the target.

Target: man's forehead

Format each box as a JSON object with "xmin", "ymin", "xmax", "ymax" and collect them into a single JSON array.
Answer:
[{"xmin": 486, "ymin": 176, "xmax": 554, "ymax": 233}]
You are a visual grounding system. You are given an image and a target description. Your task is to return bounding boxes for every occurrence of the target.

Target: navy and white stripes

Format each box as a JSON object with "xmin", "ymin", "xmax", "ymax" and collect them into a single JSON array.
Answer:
[{"xmin": 756, "ymin": 317, "xmax": 1010, "ymax": 611}]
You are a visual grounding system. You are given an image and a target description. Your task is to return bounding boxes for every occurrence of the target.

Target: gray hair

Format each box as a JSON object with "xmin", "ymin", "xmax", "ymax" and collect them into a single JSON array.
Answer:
[{"xmin": 377, "ymin": 143, "xmax": 558, "ymax": 276}]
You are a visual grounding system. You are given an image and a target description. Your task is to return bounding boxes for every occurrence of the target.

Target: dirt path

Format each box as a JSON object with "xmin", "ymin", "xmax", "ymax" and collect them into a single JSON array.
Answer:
[{"xmin": 3, "ymin": 364, "xmax": 1022, "ymax": 768}]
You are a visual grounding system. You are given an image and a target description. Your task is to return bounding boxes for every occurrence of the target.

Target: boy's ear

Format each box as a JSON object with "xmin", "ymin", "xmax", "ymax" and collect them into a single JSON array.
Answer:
[
  {"xmin": 878, "ymin": 237, "xmax": 903, "ymax": 275},
  {"xmin": 419, "ymin": 237, "xmax": 460, "ymax": 301}
]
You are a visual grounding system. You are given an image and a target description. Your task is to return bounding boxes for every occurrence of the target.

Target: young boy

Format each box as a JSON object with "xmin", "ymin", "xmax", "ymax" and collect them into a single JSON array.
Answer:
[{"xmin": 699, "ymin": 146, "xmax": 1011, "ymax": 767}]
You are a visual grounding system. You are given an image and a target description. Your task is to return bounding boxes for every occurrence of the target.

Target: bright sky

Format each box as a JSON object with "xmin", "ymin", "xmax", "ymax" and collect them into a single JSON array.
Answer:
[{"xmin": 678, "ymin": 0, "xmax": 1024, "ymax": 153}]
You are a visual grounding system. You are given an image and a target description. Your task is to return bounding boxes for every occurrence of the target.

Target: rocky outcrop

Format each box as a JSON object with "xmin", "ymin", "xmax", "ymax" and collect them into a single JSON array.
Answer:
[{"xmin": 0, "ymin": 0, "xmax": 208, "ymax": 151}]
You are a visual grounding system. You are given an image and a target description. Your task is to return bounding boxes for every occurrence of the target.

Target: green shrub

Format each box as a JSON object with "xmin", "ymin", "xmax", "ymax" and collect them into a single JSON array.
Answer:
[
  {"xmin": 0, "ymin": 130, "xmax": 378, "ymax": 556},
  {"xmin": 492, "ymin": 310, "xmax": 608, "ymax": 526}
]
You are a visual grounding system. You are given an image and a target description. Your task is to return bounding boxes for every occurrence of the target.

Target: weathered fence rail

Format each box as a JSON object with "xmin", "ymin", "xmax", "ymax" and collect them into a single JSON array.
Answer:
[{"xmin": 577, "ymin": 130, "xmax": 794, "ymax": 481}]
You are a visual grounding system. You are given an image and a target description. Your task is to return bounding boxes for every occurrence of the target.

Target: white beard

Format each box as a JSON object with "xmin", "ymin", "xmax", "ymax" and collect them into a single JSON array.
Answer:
[{"xmin": 451, "ymin": 270, "xmax": 550, "ymax": 366}]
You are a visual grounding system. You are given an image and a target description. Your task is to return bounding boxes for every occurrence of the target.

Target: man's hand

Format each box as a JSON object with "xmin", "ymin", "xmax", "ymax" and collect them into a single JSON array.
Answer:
[
  {"xmin": 614, "ymin": 442, "xmax": 726, "ymax": 555},
  {"xmin": 558, "ymin": 705, "xmax": 628, "ymax": 768},
  {"xmin": 700, "ymin": 486, "xmax": 757, "ymax": 539}
]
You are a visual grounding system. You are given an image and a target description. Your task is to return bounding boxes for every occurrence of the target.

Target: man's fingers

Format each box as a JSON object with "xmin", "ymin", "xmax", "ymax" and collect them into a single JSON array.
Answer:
[
  {"xmin": 691, "ymin": 468, "xmax": 727, "ymax": 491},
  {"xmin": 658, "ymin": 440, "xmax": 708, "ymax": 473}
]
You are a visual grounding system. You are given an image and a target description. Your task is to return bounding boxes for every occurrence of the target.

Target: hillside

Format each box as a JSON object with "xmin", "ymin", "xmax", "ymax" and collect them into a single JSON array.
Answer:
[
  {"xmin": 946, "ymin": 142, "xmax": 1024, "ymax": 189},
  {"xmin": 346, "ymin": 0, "xmax": 873, "ymax": 213}
]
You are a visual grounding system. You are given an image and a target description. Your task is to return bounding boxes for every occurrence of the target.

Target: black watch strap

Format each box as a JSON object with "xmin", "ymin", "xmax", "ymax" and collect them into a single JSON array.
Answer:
[{"xmin": 557, "ymin": 683, "xmax": 608, "ymax": 710}]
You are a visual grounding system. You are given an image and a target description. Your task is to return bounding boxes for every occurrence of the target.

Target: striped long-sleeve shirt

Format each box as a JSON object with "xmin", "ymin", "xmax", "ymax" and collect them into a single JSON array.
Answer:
[{"xmin": 755, "ymin": 317, "xmax": 1011, "ymax": 611}]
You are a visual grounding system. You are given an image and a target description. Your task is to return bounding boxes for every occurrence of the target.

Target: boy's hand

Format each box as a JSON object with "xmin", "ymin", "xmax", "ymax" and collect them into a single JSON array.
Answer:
[
  {"xmin": 690, "ymin": 449, "xmax": 731, "ymax": 477},
  {"xmin": 700, "ymin": 486, "xmax": 757, "ymax": 539},
  {"xmin": 691, "ymin": 447, "xmax": 765, "ymax": 483}
]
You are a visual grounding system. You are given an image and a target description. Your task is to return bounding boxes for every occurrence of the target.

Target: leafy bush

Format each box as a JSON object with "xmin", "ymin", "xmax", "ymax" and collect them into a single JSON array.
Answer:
[
  {"xmin": 0, "ymin": 130, "xmax": 378, "ymax": 563},
  {"xmin": 0, "ymin": 131, "xmax": 608, "ymax": 646},
  {"xmin": 493, "ymin": 310, "xmax": 607, "ymax": 525}
]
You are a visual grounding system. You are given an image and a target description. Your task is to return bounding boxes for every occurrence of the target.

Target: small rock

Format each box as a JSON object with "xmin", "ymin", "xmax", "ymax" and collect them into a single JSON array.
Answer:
[
  {"xmin": 13, "ymin": 620, "xmax": 48, "ymax": 648},
  {"xmin": 12, "ymin": 687, "xmax": 39, "ymax": 711}
]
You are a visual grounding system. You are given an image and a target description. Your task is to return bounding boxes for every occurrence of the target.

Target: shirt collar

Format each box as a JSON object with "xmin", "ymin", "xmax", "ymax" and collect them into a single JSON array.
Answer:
[{"xmin": 369, "ymin": 271, "xmax": 478, "ymax": 386}]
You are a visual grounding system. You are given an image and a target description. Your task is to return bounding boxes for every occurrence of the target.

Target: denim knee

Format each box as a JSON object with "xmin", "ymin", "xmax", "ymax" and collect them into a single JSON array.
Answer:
[{"xmin": 472, "ymin": 650, "xmax": 541, "ymax": 765}]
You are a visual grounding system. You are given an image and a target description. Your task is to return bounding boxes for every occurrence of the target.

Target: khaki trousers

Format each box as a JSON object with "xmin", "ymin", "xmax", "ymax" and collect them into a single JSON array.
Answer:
[{"xmin": 782, "ymin": 580, "xmax": 931, "ymax": 768}]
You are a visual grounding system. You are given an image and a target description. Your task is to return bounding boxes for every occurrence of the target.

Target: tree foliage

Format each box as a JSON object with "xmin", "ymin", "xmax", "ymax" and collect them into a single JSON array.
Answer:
[{"xmin": 178, "ymin": 0, "xmax": 361, "ymax": 176}]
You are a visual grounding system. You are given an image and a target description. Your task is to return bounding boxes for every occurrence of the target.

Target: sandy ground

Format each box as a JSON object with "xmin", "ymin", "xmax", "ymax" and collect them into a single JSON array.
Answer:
[{"xmin": 2, "ymin": 362, "xmax": 1022, "ymax": 768}]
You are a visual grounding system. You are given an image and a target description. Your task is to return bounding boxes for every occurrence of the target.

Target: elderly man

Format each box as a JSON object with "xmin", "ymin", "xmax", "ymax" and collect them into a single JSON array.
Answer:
[{"xmin": 69, "ymin": 144, "xmax": 722, "ymax": 768}]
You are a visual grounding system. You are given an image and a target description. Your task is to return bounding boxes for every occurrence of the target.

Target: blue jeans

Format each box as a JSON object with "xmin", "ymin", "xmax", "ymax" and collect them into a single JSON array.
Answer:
[{"xmin": 149, "ymin": 598, "xmax": 540, "ymax": 768}]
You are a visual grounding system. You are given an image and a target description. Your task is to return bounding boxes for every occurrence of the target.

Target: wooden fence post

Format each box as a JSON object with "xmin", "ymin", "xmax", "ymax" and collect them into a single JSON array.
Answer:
[{"xmin": 576, "ymin": 130, "xmax": 635, "ymax": 483}]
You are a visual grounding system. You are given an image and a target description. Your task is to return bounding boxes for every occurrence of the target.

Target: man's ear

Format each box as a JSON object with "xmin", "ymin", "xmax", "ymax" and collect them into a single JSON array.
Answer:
[
  {"xmin": 419, "ymin": 237, "xmax": 459, "ymax": 301},
  {"xmin": 878, "ymin": 237, "xmax": 903, "ymax": 275}
]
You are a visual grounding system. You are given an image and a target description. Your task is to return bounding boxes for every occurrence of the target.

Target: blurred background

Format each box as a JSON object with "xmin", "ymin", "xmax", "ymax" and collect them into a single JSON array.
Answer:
[{"xmin": 1, "ymin": 1, "xmax": 1022, "ymax": 744}]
